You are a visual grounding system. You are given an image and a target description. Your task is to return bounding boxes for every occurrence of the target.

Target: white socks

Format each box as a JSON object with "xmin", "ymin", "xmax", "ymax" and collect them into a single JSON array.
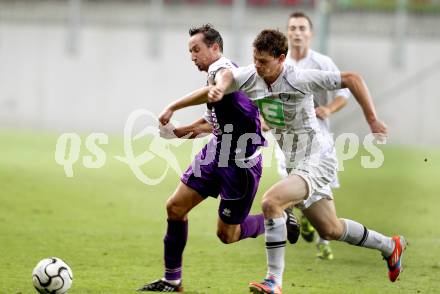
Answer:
[
  {"xmin": 162, "ymin": 278, "xmax": 181, "ymax": 286},
  {"xmin": 339, "ymin": 218, "xmax": 394, "ymax": 257},
  {"xmin": 265, "ymin": 216, "xmax": 286, "ymax": 286}
]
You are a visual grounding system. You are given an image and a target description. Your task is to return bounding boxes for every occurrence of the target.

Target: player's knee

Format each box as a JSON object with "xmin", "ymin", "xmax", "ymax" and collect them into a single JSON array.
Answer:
[
  {"xmin": 261, "ymin": 196, "xmax": 281, "ymax": 217},
  {"xmin": 318, "ymin": 225, "xmax": 343, "ymax": 241},
  {"xmin": 216, "ymin": 230, "xmax": 237, "ymax": 244},
  {"xmin": 166, "ymin": 198, "xmax": 186, "ymax": 220}
]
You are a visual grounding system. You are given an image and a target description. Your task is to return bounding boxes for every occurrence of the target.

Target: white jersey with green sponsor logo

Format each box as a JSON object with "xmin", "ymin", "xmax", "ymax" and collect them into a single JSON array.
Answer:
[{"xmin": 228, "ymin": 63, "xmax": 341, "ymax": 197}]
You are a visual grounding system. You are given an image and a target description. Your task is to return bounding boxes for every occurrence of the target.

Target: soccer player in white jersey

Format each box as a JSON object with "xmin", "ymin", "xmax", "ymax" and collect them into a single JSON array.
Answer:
[
  {"xmin": 277, "ymin": 11, "xmax": 351, "ymax": 260},
  {"xmin": 207, "ymin": 29, "xmax": 406, "ymax": 294}
]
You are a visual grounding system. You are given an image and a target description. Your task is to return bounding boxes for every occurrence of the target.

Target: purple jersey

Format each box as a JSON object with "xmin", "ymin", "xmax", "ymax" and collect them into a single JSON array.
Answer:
[
  {"xmin": 180, "ymin": 57, "xmax": 264, "ymax": 221},
  {"xmin": 203, "ymin": 57, "xmax": 266, "ymax": 161},
  {"xmin": 205, "ymin": 91, "xmax": 265, "ymax": 160}
]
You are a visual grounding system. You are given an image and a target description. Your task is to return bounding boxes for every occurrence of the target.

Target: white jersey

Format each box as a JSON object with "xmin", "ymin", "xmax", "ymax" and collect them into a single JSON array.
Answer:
[
  {"xmin": 207, "ymin": 56, "xmax": 236, "ymax": 83},
  {"xmin": 229, "ymin": 63, "xmax": 339, "ymax": 182},
  {"xmin": 285, "ymin": 50, "xmax": 351, "ymax": 134},
  {"xmin": 228, "ymin": 63, "xmax": 345, "ymax": 207}
]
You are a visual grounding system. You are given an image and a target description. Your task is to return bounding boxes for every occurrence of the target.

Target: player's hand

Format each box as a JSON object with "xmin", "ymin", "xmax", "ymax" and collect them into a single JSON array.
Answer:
[
  {"xmin": 208, "ymin": 86, "xmax": 224, "ymax": 103},
  {"xmin": 158, "ymin": 107, "xmax": 174, "ymax": 125},
  {"xmin": 315, "ymin": 106, "xmax": 331, "ymax": 119},
  {"xmin": 369, "ymin": 119, "xmax": 388, "ymax": 142},
  {"xmin": 260, "ymin": 118, "xmax": 271, "ymax": 132},
  {"xmin": 158, "ymin": 122, "xmax": 177, "ymax": 139}
]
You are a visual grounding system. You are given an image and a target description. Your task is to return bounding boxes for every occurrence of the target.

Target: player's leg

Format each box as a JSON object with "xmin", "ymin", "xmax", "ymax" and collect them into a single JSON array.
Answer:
[
  {"xmin": 297, "ymin": 210, "xmax": 334, "ymax": 260},
  {"xmin": 216, "ymin": 220, "xmax": 241, "ymax": 244},
  {"xmin": 303, "ymin": 198, "xmax": 406, "ymax": 281},
  {"xmin": 301, "ymin": 197, "xmax": 336, "ymax": 260},
  {"xmin": 215, "ymin": 159, "xmax": 265, "ymax": 244},
  {"xmin": 316, "ymin": 236, "xmax": 334, "ymax": 260},
  {"xmin": 301, "ymin": 198, "xmax": 343, "ymax": 241},
  {"xmin": 139, "ymin": 145, "xmax": 219, "ymax": 292},
  {"xmin": 304, "ymin": 198, "xmax": 393, "ymax": 250},
  {"xmin": 249, "ymin": 175, "xmax": 308, "ymax": 293},
  {"xmin": 216, "ymin": 216, "xmax": 265, "ymax": 244},
  {"xmin": 138, "ymin": 182, "xmax": 204, "ymax": 292},
  {"xmin": 299, "ymin": 211, "xmax": 316, "ymax": 242},
  {"xmin": 166, "ymin": 182, "xmax": 205, "ymax": 220},
  {"xmin": 214, "ymin": 185, "xmax": 298, "ymax": 246},
  {"xmin": 313, "ymin": 171, "xmax": 343, "ymax": 259},
  {"xmin": 163, "ymin": 182, "xmax": 205, "ymax": 282},
  {"xmin": 215, "ymin": 197, "xmax": 265, "ymax": 244},
  {"xmin": 273, "ymin": 143, "xmax": 301, "ymax": 245}
]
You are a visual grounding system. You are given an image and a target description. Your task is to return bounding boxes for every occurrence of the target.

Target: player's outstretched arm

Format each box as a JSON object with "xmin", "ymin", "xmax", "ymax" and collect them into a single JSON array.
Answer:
[
  {"xmin": 175, "ymin": 118, "xmax": 212, "ymax": 138},
  {"xmin": 315, "ymin": 96, "xmax": 348, "ymax": 119},
  {"xmin": 340, "ymin": 72, "xmax": 388, "ymax": 136},
  {"xmin": 208, "ymin": 69, "xmax": 234, "ymax": 103},
  {"xmin": 159, "ymin": 118, "xmax": 212, "ymax": 140},
  {"xmin": 158, "ymin": 86, "xmax": 212, "ymax": 125}
]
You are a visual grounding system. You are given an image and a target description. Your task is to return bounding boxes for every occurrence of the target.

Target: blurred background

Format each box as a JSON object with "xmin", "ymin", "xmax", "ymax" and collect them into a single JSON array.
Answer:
[
  {"xmin": 0, "ymin": 0, "xmax": 440, "ymax": 145},
  {"xmin": 1, "ymin": 2, "xmax": 440, "ymax": 293}
]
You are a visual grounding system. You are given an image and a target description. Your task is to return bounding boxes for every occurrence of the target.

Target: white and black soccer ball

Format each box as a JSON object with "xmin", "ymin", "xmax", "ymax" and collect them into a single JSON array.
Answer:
[{"xmin": 32, "ymin": 257, "xmax": 73, "ymax": 294}]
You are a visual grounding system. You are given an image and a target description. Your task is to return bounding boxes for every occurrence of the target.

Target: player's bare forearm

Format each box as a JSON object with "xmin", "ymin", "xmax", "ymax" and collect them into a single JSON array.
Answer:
[
  {"xmin": 327, "ymin": 96, "xmax": 348, "ymax": 113},
  {"xmin": 174, "ymin": 118, "xmax": 212, "ymax": 138},
  {"xmin": 340, "ymin": 72, "xmax": 387, "ymax": 135},
  {"xmin": 215, "ymin": 69, "xmax": 234, "ymax": 93},
  {"xmin": 159, "ymin": 86, "xmax": 212, "ymax": 125},
  {"xmin": 168, "ymin": 86, "xmax": 212, "ymax": 112},
  {"xmin": 316, "ymin": 96, "xmax": 347, "ymax": 119},
  {"xmin": 208, "ymin": 69, "xmax": 234, "ymax": 102},
  {"xmin": 340, "ymin": 72, "xmax": 377, "ymax": 124}
]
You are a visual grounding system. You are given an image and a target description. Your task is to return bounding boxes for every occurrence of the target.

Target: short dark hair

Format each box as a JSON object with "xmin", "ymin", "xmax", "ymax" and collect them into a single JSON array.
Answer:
[
  {"xmin": 253, "ymin": 29, "xmax": 288, "ymax": 58},
  {"xmin": 189, "ymin": 24, "xmax": 223, "ymax": 53},
  {"xmin": 288, "ymin": 12, "xmax": 313, "ymax": 30}
]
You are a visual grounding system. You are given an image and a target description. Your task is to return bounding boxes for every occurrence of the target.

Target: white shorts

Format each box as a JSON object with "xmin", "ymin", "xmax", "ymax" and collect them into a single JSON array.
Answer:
[
  {"xmin": 294, "ymin": 181, "xmax": 333, "ymax": 210},
  {"xmin": 274, "ymin": 137, "xmax": 340, "ymax": 189},
  {"xmin": 287, "ymin": 152, "xmax": 338, "ymax": 210}
]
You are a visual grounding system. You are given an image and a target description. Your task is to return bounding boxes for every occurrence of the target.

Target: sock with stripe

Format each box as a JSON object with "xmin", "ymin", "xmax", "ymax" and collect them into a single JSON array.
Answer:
[
  {"xmin": 339, "ymin": 218, "xmax": 394, "ymax": 257},
  {"xmin": 163, "ymin": 219, "xmax": 188, "ymax": 282},
  {"xmin": 264, "ymin": 216, "xmax": 286, "ymax": 287}
]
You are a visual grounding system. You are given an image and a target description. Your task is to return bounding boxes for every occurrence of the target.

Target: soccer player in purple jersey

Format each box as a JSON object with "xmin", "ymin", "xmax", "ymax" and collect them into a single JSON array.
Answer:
[{"xmin": 137, "ymin": 24, "xmax": 299, "ymax": 292}]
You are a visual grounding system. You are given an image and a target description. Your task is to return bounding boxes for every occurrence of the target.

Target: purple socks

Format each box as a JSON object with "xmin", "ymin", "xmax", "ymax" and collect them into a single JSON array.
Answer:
[
  {"xmin": 163, "ymin": 214, "xmax": 264, "ymax": 281},
  {"xmin": 239, "ymin": 214, "xmax": 265, "ymax": 240},
  {"xmin": 164, "ymin": 219, "xmax": 188, "ymax": 281}
]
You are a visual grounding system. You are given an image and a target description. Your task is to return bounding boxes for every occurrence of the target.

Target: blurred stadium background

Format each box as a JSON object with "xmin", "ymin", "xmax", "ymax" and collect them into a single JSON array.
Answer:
[
  {"xmin": 1, "ymin": 1, "xmax": 440, "ymax": 293},
  {"xmin": 0, "ymin": 0, "xmax": 440, "ymax": 145}
]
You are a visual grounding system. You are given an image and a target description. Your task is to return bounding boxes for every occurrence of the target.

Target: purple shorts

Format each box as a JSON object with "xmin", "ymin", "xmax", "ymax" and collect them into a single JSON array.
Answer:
[{"xmin": 181, "ymin": 146, "xmax": 262, "ymax": 225}]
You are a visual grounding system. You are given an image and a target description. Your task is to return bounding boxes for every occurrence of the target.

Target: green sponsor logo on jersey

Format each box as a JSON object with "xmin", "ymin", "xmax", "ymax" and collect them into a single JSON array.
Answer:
[{"xmin": 256, "ymin": 97, "xmax": 286, "ymax": 127}]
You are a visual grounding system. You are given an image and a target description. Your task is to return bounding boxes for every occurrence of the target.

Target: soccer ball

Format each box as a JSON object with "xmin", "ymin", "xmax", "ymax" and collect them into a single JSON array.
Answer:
[{"xmin": 32, "ymin": 257, "xmax": 73, "ymax": 294}]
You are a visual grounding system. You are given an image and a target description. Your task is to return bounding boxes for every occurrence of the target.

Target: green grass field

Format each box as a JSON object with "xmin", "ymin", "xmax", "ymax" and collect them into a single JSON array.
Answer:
[{"xmin": 1, "ymin": 130, "xmax": 439, "ymax": 294}]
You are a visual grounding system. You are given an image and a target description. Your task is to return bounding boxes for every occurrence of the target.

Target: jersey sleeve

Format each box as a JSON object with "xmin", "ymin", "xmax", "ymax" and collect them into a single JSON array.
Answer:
[
  {"xmin": 207, "ymin": 57, "xmax": 234, "ymax": 85},
  {"xmin": 293, "ymin": 68, "xmax": 342, "ymax": 94},
  {"xmin": 225, "ymin": 65, "xmax": 256, "ymax": 94},
  {"xmin": 319, "ymin": 57, "xmax": 351, "ymax": 100}
]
